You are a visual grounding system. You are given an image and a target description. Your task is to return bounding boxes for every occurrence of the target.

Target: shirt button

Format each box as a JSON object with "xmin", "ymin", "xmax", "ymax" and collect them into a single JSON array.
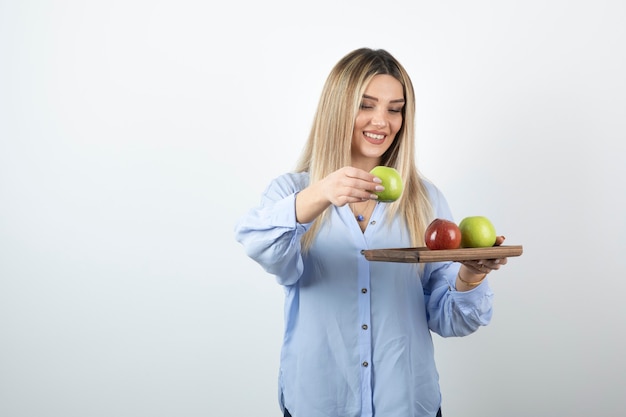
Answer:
[
  {"xmin": 362, "ymin": 324, "xmax": 368, "ymax": 330},
  {"xmin": 362, "ymin": 361, "xmax": 369, "ymax": 367},
  {"xmin": 370, "ymin": 220, "xmax": 376, "ymax": 225},
  {"xmin": 361, "ymin": 288, "xmax": 368, "ymax": 294}
]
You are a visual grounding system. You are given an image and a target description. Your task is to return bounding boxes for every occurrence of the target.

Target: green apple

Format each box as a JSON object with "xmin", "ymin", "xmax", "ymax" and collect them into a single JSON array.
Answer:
[
  {"xmin": 370, "ymin": 166, "xmax": 403, "ymax": 202},
  {"xmin": 459, "ymin": 216, "xmax": 497, "ymax": 248}
]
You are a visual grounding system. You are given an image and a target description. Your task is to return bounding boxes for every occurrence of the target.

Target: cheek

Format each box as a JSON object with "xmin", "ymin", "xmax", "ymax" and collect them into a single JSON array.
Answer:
[
  {"xmin": 353, "ymin": 114, "xmax": 367, "ymax": 130},
  {"xmin": 390, "ymin": 118, "xmax": 403, "ymax": 136}
]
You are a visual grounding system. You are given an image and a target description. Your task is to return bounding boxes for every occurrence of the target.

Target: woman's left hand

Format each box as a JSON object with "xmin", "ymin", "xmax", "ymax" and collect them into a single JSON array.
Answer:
[{"xmin": 461, "ymin": 258, "xmax": 508, "ymax": 275}]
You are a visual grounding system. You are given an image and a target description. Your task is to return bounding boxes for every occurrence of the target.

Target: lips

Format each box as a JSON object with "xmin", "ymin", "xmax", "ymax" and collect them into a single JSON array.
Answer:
[{"xmin": 363, "ymin": 131, "xmax": 386, "ymax": 144}]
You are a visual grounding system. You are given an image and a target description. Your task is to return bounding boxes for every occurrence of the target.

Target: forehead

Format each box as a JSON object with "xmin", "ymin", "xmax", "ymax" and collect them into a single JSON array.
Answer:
[{"xmin": 363, "ymin": 74, "xmax": 404, "ymax": 99}]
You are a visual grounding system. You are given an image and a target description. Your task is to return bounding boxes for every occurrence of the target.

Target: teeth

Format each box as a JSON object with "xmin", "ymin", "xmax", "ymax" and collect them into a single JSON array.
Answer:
[{"xmin": 365, "ymin": 132, "xmax": 384, "ymax": 140}]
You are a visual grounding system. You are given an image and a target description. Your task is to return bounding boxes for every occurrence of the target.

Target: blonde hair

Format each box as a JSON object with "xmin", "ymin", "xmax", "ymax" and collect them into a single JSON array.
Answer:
[{"xmin": 296, "ymin": 48, "xmax": 433, "ymax": 250}]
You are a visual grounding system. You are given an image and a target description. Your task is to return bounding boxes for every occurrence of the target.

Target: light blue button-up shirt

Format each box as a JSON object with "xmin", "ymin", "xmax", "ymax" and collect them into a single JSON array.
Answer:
[{"xmin": 235, "ymin": 172, "xmax": 493, "ymax": 417}]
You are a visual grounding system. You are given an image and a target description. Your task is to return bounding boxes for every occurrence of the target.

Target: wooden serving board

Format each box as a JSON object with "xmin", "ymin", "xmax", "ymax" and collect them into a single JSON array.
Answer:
[{"xmin": 362, "ymin": 245, "xmax": 523, "ymax": 263}]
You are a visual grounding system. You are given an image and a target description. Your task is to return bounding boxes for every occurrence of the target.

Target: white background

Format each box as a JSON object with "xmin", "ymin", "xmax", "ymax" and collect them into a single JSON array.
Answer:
[{"xmin": 1, "ymin": 1, "xmax": 625, "ymax": 416}]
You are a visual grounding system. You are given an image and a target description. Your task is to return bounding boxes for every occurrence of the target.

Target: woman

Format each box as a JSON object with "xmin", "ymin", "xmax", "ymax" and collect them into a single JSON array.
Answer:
[{"xmin": 234, "ymin": 48, "xmax": 507, "ymax": 417}]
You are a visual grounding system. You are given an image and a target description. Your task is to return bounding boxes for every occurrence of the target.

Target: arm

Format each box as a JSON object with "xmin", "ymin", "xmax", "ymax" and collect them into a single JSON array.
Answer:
[
  {"xmin": 420, "ymin": 180, "xmax": 499, "ymax": 336},
  {"xmin": 235, "ymin": 168, "xmax": 384, "ymax": 284},
  {"xmin": 423, "ymin": 261, "xmax": 494, "ymax": 337},
  {"xmin": 234, "ymin": 173, "xmax": 310, "ymax": 286}
]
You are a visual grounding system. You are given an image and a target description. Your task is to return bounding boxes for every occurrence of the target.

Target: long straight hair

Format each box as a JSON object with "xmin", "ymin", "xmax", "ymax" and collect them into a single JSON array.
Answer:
[{"xmin": 296, "ymin": 48, "xmax": 433, "ymax": 251}]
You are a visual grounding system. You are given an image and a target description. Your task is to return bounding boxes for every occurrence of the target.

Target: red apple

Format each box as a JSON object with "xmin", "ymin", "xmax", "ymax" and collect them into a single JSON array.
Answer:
[{"xmin": 424, "ymin": 218, "xmax": 462, "ymax": 250}]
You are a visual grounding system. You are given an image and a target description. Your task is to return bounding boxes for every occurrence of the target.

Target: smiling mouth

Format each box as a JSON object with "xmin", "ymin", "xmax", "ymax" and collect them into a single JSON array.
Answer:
[{"xmin": 364, "ymin": 132, "xmax": 385, "ymax": 141}]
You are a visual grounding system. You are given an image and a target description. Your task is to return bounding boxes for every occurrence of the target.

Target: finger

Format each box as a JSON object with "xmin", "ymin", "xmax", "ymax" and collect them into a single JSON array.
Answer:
[
  {"xmin": 474, "ymin": 260, "xmax": 497, "ymax": 274},
  {"xmin": 462, "ymin": 261, "xmax": 487, "ymax": 274},
  {"xmin": 343, "ymin": 166, "xmax": 377, "ymax": 181},
  {"xmin": 343, "ymin": 167, "xmax": 384, "ymax": 190},
  {"xmin": 342, "ymin": 178, "xmax": 384, "ymax": 197},
  {"xmin": 475, "ymin": 263, "xmax": 489, "ymax": 274},
  {"xmin": 478, "ymin": 258, "xmax": 508, "ymax": 271},
  {"xmin": 346, "ymin": 193, "xmax": 379, "ymax": 203}
]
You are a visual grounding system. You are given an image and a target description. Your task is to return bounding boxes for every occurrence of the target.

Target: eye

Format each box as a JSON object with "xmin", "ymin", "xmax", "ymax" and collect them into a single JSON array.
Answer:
[
  {"xmin": 389, "ymin": 108, "xmax": 403, "ymax": 113},
  {"xmin": 360, "ymin": 103, "xmax": 374, "ymax": 110}
]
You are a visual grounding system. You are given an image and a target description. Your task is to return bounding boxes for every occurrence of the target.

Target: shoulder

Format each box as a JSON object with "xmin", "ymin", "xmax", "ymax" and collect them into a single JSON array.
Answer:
[
  {"xmin": 262, "ymin": 171, "xmax": 310, "ymax": 199},
  {"xmin": 420, "ymin": 176, "xmax": 445, "ymax": 203},
  {"xmin": 419, "ymin": 176, "xmax": 454, "ymax": 218},
  {"xmin": 269, "ymin": 171, "xmax": 310, "ymax": 191}
]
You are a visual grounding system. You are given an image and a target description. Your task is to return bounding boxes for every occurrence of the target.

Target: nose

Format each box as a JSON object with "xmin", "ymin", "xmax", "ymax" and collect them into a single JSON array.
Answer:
[{"xmin": 371, "ymin": 110, "xmax": 387, "ymax": 128}]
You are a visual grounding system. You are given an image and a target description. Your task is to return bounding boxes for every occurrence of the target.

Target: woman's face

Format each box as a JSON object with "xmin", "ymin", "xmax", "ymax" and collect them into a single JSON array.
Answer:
[{"xmin": 351, "ymin": 74, "xmax": 404, "ymax": 170}]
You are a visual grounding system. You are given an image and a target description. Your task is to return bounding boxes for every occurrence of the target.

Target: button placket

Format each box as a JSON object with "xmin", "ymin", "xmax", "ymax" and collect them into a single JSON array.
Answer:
[{"xmin": 356, "ymin": 246, "xmax": 373, "ymax": 414}]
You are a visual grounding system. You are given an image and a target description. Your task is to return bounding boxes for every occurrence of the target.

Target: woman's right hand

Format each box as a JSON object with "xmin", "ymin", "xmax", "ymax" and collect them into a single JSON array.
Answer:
[
  {"xmin": 318, "ymin": 166, "xmax": 384, "ymax": 207},
  {"xmin": 295, "ymin": 167, "xmax": 384, "ymax": 223}
]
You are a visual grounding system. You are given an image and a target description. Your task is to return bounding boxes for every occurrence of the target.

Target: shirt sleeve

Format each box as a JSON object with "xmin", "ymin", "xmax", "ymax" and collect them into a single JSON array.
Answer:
[
  {"xmin": 423, "ymin": 261, "xmax": 494, "ymax": 337},
  {"xmin": 234, "ymin": 173, "xmax": 311, "ymax": 286}
]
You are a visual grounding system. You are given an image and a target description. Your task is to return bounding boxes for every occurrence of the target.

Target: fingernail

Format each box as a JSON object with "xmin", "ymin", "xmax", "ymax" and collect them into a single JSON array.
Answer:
[
  {"xmin": 373, "ymin": 177, "xmax": 382, "ymax": 183},
  {"xmin": 375, "ymin": 185, "xmax": 385, "ymax": 191},
  {"xmin": 370, "ymin": 194, "xmax": 379, "ymax": 199}
]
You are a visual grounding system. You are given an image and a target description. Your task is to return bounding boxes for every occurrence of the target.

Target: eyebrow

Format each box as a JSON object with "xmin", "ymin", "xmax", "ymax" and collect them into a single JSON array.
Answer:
[{"xmin": 362, "ymin": 94, "xmax": 405, "ymax": 104}]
